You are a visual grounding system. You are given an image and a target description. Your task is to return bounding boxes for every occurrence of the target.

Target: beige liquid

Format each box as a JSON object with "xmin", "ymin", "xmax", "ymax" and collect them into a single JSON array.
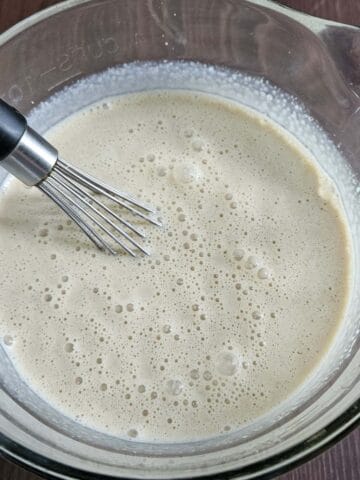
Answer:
[{"xmin": 0, "ymin": 89, "xmax": 351, "ymax": 441}]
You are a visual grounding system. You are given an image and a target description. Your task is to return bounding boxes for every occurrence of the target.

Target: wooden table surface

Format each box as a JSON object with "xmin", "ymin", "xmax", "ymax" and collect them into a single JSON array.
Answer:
[{"xmin": 0, "ymin": 0, "xmax": 359, "ymax": 479}]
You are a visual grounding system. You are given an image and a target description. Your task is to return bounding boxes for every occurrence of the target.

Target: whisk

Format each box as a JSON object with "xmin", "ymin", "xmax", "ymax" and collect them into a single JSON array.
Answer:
[{"xmin": 0, "ymin": 99, "xmax": 160, "ymax": 256}]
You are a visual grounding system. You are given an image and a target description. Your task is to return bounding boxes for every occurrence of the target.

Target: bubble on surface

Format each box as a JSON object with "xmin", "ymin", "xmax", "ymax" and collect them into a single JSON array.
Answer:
[
  {"xmin": 258, "ymin": 268, "xmax": 269, "ymax": 280},
  {"xmin": 252, "ymin": 311, "xmax": 263, "ymax": 320},
  {"xmin": 245, "ymin": 256, "xmax": 258, "ymax": 270},
  {"xmin": 233, "ymin": 249, "xmax": 245, "ymax": 261},
  {"xmin": 65, "ymin": 343, "xmax": 74, "ymax": 353},
  {"xmin": 166, "ymin": 379, "xmax": 184, "ymax": 396},
  {"xmin": 128, "ymin": 429, "xmax": 138, "ymax": 438},
  {"xmin": 3, "ymin": 335, "xmax": 13, "ymax": 346},
  {"xmin": 216, "ymin": 352, "xmax": 239, "ymax": 376},
  {"xmin": 174, "ymin": 164, "xmax": 201, "ymax": 184}
]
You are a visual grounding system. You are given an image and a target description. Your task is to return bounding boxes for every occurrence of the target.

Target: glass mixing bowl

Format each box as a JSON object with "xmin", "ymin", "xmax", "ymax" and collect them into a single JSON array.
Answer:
[{"xmin": 0, "ymin": 0, "xmax": 359, "ymax": 478}]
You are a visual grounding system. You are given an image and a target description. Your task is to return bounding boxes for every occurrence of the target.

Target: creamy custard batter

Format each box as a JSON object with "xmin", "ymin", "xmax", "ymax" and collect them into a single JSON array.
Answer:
[{"xmin": 0, "ymin": 86, "xmax": 351, "ymax": 441}]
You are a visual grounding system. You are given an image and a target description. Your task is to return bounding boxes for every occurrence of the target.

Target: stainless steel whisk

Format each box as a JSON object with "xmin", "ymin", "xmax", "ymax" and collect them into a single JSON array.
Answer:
[{"xmin": 0, "ymin": 99, "xmax": 160, "ymax": 256}]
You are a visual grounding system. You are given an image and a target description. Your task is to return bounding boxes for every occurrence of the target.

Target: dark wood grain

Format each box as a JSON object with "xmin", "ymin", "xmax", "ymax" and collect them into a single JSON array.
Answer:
[
  {"xmin": 0, "ymin": 1, "xmax": 359, "ymax": 479},
  {"xmin": 0, "ymin": 0, "xmax": 59, "ymax": 33}
]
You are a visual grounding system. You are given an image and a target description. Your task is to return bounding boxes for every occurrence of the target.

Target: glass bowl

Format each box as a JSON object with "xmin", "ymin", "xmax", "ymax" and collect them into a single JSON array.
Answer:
[{"xmin": 0, "ymin": 1, "xmax": 359, "ymax": 478}]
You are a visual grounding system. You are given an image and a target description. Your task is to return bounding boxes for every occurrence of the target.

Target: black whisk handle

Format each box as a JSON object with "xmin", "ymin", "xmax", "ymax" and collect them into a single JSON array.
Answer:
[{"xmin": 0, "ymin": 99, "xmax": 27, "ymax": 162}]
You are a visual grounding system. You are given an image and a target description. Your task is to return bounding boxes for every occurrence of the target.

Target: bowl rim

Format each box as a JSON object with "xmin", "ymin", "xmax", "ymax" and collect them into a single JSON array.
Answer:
[
  {"xmin": 0, "ymin": 402, "xmax": 359, "ymax": 480},
  {"xmin": 0, "ymin": 0, "xmax": 359, "ymax": 479}
]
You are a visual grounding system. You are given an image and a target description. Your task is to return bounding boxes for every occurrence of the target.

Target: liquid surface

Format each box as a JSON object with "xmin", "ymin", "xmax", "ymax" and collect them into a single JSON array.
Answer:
[{"xmin": 0, "ymin": 88, "xmax": 351, "ymax": 441}]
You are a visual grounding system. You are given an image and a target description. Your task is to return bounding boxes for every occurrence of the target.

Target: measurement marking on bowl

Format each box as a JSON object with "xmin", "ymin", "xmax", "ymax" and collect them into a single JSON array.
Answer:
[{"xmin": 48, "ymin": 72, "xmax": 83, "ymax": 92}]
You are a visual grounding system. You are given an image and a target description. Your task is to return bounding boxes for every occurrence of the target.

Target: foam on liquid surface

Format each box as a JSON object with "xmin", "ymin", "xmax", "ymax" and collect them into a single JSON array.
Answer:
[{"xmin": 0, "ymin": 63, "xmax": 352, "ymax": 442}]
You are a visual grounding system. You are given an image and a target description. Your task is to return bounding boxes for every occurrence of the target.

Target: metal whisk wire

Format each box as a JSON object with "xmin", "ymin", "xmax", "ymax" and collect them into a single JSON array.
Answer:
[
  {"xmin": 0, "ymin": 99, "xmax": 160, "ymax": 256},
  {"xmin": 38, "ymin": 159, "xmax": 160, "ymax": 256}
]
